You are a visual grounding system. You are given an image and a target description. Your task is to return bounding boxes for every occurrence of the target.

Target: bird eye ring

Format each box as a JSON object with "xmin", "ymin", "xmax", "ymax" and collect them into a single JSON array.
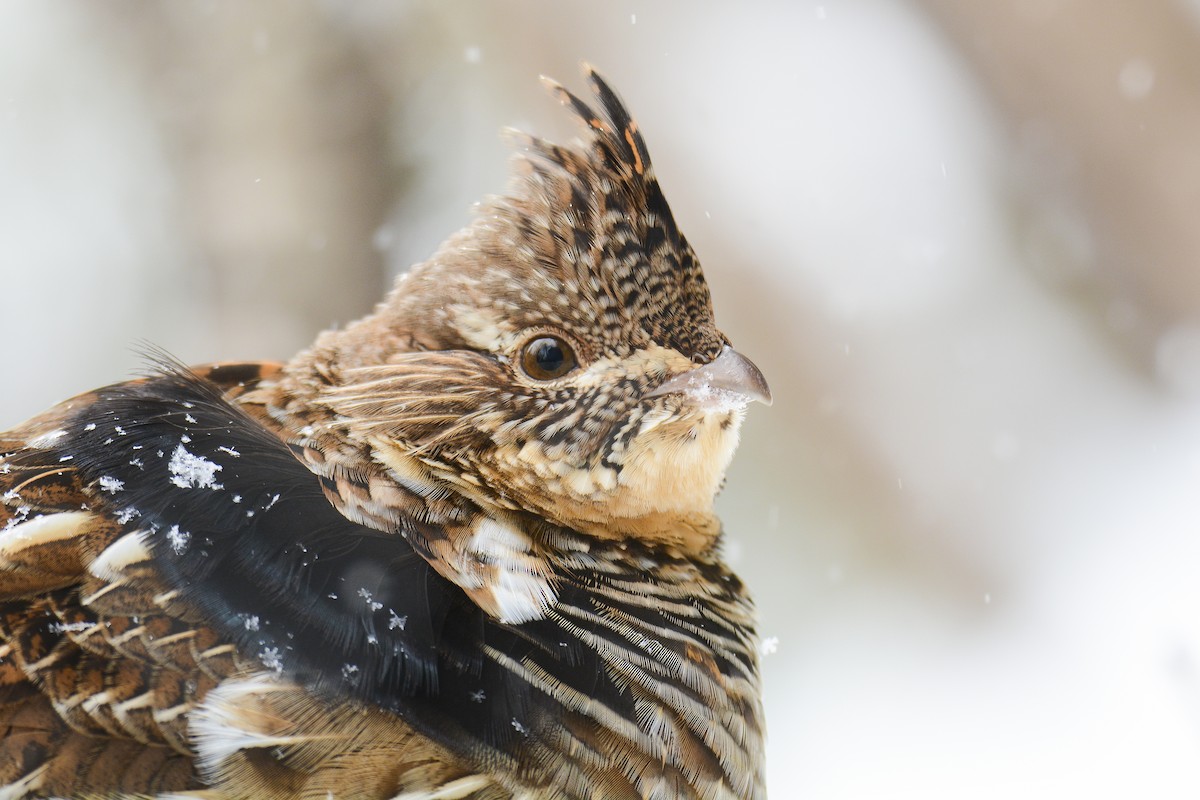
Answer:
[{"xmin": 520, "ymin": 335, "xmax": 578, "ymax": 381}]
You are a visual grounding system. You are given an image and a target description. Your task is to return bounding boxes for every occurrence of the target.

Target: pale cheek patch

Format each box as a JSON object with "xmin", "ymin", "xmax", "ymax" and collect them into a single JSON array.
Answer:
[{"xmin": 554, "ymin": 462, "xmax": 618, "ymax": 502}]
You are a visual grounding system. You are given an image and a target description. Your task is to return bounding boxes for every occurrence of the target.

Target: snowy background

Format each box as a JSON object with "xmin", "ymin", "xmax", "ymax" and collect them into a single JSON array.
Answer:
[{"xmin": 3, "ymin": 2, "xmax": 1200, "ymax": 797}]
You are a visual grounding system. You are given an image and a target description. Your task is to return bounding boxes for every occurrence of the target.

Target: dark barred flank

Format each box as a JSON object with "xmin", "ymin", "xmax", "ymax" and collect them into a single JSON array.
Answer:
[{"xmin": 0, "ymin": 66, "xmax": 770, "ymax": 799}]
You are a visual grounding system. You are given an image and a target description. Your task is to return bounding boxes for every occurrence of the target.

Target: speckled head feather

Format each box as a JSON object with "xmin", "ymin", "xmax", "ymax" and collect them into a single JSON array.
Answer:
[
  {"xmin": 277, "ymin": 66, "xmax": 769, "ymax": 552},
  {"xmin": 379, "ymin": 66, "xmax": 727, "ymax": 363}
]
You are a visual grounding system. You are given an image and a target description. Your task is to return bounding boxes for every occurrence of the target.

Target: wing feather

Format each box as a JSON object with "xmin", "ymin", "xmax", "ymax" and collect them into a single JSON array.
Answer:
[{"xmin": 0, "ymin": 363, "xmax": 280, "ymax": 798}]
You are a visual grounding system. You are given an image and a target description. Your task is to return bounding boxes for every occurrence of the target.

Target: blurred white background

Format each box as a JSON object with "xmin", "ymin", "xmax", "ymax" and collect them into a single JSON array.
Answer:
[{"xmin": 3, "ymin": 1, "xmax": 1200, "ymax": 797}]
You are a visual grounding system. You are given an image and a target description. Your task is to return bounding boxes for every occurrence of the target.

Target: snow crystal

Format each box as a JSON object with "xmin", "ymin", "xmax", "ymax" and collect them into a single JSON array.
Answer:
[
  {"xmin": 218, "ymin": 446, "xmax": 241, "ymax": 458},
  {"xmin": 3, "ymin": 505, "xmax": 32, "ymax": 530},
  {"xmin": 166, "ymin": 524, "xmax": 191, "ymax": 555},
  {"xmin": 259, "ymin": 646, "xmax": 283, "ymax": 673},
  {"xmin": 115, "ymin": 507, "xmax": 141, "ymax": 525},
  {"xmin": 83, "ymin": 423, "xmax": 97, "ymax": 431},
  {"xmin": 470, "ymin": 689, "xmax": 486, "ymax": 703},
  {"xmin": 98, "ymin": 475, "xmax": 125, "ymax": 494},
  {"xmin": 358, "ymin": 588, "xmax": 383, "ymax": 612},
  {"xmin": 760, "ymin": 636, "xmax": 780, "ymax": 656},
  {"xmin": 168, "ymin": 443, "xmax": 223, "ymax": 490},
  {"xmin": 388, "ymin": 610, "xmax": 408, "ymax": 631},
  {"xmin": 184, "ymin": 414, "xmax": 198, "ymax": 424},
  {"xmin": 511, "ymin": 718, "xmax": 528, "ymax": 735},
  {"xmin": 243, "ymin": 615, "xmax": 261, "ymax": 631},
  {"xmin": 341, "ymin": 663, "xmax": 360, "ymax": 679}
]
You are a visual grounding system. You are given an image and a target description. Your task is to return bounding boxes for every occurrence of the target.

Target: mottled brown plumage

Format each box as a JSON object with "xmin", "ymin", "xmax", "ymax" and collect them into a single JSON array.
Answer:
[{"xmin": 0, "ymin": 67, "xmax": 770, "ymax": 799}]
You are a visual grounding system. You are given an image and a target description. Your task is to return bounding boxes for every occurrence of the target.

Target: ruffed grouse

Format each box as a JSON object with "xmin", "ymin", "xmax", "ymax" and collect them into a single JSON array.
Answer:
[{"xmin": 0, "ymin": 67, "xmax": 771, "ymax": 799}]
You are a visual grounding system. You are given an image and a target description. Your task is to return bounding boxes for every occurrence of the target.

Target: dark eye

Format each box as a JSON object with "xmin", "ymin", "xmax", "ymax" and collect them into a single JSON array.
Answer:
[{"xmin": 520, "ymin": 336, "xmax": 577, "ymax": 380}]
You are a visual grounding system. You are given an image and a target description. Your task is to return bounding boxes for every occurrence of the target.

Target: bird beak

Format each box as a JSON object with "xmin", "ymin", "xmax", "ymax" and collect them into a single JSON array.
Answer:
[{"xmin": 646, "ymin": 345, "xmax": 773, "ymax": 406}]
